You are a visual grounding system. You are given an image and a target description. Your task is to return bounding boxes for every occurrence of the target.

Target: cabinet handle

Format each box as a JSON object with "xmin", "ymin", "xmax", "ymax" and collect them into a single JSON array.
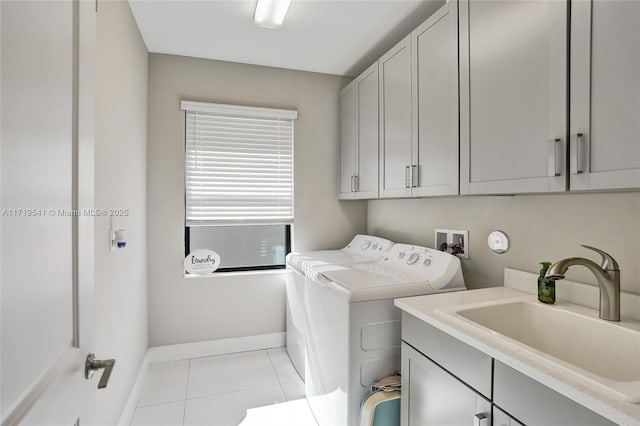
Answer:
[
  {"xmin": 354, "ymin": 175, "xmax": 359, "ymax": 192},
  {"xmin": 411, "ymin": 165, "xmax": 418, "ymax": 188},
  {"xmin": 548, "ymin": 138, "xmax": 562, "ymax": 177},
  {"xmin": 404, "ymin": 166, "xmax": 410, "ymax": 188},
  {"xmin": 473, "ymin": 413, "xmax": 489, "ymax": 426},
  {"xmin": 571, "ymin": 132, "xmax": 585, "ymax": 174}
]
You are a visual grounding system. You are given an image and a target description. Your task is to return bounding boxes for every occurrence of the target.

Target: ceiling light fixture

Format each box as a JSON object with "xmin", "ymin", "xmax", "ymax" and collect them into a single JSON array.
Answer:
[{"xmin": 254, "ymin": 0, "xmax": 292, "ymax": 29}]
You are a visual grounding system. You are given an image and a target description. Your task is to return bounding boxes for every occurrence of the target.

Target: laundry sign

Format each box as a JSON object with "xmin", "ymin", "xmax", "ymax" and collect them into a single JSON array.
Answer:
[{"xmin": 184, "ymin": 249, "xmax": 221, "ymax": 276}]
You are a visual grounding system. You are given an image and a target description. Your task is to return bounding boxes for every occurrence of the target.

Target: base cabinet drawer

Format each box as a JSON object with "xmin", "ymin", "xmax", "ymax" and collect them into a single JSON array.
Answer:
[
  {"xmin": 493, "ymin": 361, "xmax": 617, "ymax": 426},
  {"xmin": 401, "ymin": 342, "xmax": 491, "ymax": 426},
  {"xmin": 402, "ymin": 312, "xmax": 492, "ymax": 398}
]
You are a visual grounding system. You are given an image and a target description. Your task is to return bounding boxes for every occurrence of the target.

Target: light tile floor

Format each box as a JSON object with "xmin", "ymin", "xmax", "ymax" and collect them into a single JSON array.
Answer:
[{"xmin": 130, "ymin": 348, "xmax": 316, "ymax": 426}]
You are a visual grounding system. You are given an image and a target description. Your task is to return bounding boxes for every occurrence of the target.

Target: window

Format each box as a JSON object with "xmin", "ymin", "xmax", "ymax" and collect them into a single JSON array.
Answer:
[{"xmin": 181, "ymin": 101, "xmax": 296, "ymax": 273}]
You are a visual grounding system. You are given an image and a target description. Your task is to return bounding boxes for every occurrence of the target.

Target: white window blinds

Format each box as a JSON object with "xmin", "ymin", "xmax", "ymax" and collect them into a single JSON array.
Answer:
[{"xmin": 182, "ymin": 101, "xmax": 297, "ymax": 226}]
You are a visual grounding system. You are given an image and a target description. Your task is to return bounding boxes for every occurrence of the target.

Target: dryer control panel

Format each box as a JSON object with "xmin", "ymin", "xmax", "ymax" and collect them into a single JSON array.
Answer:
[{"xmin": 343, "ymin": 234, "xmax": 394, "ymax": 256}]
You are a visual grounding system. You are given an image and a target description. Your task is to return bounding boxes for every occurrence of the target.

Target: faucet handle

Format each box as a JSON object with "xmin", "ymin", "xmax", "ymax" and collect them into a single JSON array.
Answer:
[{"xmin": 581, "ymin": 245, "xmax": 619, "ymax": 270}]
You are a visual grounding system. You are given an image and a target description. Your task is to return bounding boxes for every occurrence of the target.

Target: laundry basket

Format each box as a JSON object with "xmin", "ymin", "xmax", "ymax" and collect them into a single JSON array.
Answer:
[{"xmin": 359, "ymin": 390, "xmax": 401, "ymax": 426}]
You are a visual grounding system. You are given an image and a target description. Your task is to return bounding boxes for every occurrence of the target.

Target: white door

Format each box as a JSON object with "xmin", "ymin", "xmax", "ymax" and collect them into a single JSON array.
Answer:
[
  {"xmin": 570, "ymin": 0, "xmax": 640, "ymax": 190},
  {"xmin": 1, "ymin": 1, "xmax": 99, "ymax": 425}
]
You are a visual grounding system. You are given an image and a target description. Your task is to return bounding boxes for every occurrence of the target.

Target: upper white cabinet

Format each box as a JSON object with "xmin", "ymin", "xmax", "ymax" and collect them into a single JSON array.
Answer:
[
  {"xmin": 378, "ymin": 5, "xmax": 460, "ymax": 201},
  {"xmin": 459, "ymin": 0, "xmax": 567, "ymax": 194},
  {"xmin": 339, "ymin": 63, "xmax": 379, "ymax": 200},
  {"xmin": 379, "ymin": 36, "xmax": 413, "ymax": 198},
  {"xmin": 569, "ymin": 0, "xmax": 640, "ymax": 190},
  {"xmin": 340, "ymin": 0, "xmax": 639, "ymax": 199},
  {"xmin": 339, "ymin": 82, "xmax": 357, "ymax": 198},
  {"xmin": 411, "ymin": 0, "xmax": 459, "ymax": 196}
]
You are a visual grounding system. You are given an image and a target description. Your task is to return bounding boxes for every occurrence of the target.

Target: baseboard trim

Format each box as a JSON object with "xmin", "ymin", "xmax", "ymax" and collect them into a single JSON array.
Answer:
[
  {"xmin": 117, "ymin": 352, "xmax": 150, "ymax": 426},
  {"xmin": 146, "ymin": 332, "xmax": 286, "ymax": 364},
  {"xmin": 118, "ymin": 332, "xmax": 285, "ymax": 425}
]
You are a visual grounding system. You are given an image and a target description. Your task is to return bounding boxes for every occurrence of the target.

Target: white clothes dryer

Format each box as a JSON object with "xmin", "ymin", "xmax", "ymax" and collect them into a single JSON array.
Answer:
[{"xmin": 285, "ymin": 235, "xmax": 394, "ymax": 380}]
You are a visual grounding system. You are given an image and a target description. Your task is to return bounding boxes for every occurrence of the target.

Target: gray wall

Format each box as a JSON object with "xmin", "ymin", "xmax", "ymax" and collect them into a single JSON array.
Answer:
[
  {"xmin": 95, "ymin": 2, "xmax": 148, "ymax": 424},
  {"xmin": 147, "ymin": 53, "xmax": 365, "ymax": 346},
  {"xmin": 368, "ymin": 192, "xmax": 640, "ymax": 294}
]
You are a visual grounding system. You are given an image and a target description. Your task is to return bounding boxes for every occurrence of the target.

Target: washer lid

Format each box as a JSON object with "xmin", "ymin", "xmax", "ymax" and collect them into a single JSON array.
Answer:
[
  {"xmin": 286, "ymin": 234, "xmax": 394, "ymax": 273},
  {"xmin": 319, "ymin": 263, "xmax": 426, "ymax": 290}
]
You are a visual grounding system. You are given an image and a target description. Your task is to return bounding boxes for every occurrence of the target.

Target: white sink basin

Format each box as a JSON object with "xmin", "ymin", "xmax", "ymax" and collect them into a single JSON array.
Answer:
[{"xmin": 454, "ymin": 300, "xmax": 640, "ymax": 402}]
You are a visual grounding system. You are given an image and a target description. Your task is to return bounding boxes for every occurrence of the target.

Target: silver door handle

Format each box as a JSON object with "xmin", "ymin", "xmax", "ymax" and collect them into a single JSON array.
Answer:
[
  {"xmin": 548, "ymin": 138, "xmax": 562, "ymax": 177},
  {"xmin": 354, "ymin": 175, "xmax": 359, "ymax": 192},
  {"xmin": 85, "ymin": 353, "xmax": 115, "ymax": 389},
  {"xmin": 473, "ymin": 413, "xmax": 489, "ymax": 426},
  {"xmin": 571, "ymin": 132, "xmax": 585, "ymax": 174}
]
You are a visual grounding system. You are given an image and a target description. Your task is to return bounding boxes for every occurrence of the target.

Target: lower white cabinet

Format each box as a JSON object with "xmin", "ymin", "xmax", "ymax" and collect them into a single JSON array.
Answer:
[
  {"xmin": 401, "ymin": 313, "xmax": 620, "ymax": 426},
  {"xmin": 401, "ymin": 342, "xmax": 491, "ymax": 426},
  {"xmin": 493, "ymin": 361, "xmax": 617, "ymax": 426}
]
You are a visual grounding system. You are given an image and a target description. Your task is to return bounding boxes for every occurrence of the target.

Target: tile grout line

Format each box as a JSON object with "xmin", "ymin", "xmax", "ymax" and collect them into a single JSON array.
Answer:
[
  {"xmin": 265, "ymin": 349, "xmax": 290, "ymax": 401},
  {"xmin": 305, "ymin": 398, "xmax": 320, "ymax": 426},
  {"xmin": 267, "ymin": 349, "xmax": 318, "ymax": 425},
  {"xmin": 135, "ymin": 399, "xmax": 188, "ymax": 410},
  {"xmin": 182, "ymin": 359, "xmax": 192, "ymax": 426},
  {"xmin": 185, "ymin": 382, "xmax": 287, "ymax": 403}
]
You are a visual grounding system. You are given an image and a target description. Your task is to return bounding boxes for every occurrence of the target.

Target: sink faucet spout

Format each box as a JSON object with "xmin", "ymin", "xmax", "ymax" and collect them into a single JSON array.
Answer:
[{"xmin": 546, "ymin": 245, "xmax": 620, "ymax": 321}]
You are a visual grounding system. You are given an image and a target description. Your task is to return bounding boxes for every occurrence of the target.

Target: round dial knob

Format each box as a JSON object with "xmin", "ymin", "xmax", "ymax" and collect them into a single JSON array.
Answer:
[
  {"xmin": 423, "ymin": 258, "xmax": 432, "ymax": 266},
  {"xmin": 361, "ymin": 241, "xmax": 371, "ymax": 250},
  {"xmin": 398, "ymin": 252, "xmax": 406, "ymax": 259},
  {"xmin": 407, "ymin": 253, "xmax": 419, "ymax": 265}
]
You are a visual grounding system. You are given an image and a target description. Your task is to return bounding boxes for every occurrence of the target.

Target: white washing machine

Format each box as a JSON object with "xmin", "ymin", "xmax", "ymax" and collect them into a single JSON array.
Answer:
[
  {"xmin": 285, "ymin": 235, "xmax": 394, "ymax": 380},
  {"xmin": 304, "ymin": 243, "xmax": 466, "ymax": 426}
]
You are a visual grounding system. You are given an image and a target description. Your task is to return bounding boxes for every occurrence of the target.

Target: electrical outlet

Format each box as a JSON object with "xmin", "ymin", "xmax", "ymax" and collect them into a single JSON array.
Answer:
[{"xmin": 434, "ymin": 229, "xmax": 469, "ymax": 259}]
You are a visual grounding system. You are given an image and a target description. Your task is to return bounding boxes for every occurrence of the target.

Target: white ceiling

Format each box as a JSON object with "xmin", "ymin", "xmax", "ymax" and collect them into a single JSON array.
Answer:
[{"xmin": 128, "ymin": 0, "xmax": 440, "ymax": 77}]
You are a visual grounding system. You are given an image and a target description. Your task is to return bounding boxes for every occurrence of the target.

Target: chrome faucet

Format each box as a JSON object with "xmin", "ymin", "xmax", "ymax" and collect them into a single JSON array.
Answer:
[{"xmin": 546, "ymin": 245, "xmax": 620, "ymax": 321}]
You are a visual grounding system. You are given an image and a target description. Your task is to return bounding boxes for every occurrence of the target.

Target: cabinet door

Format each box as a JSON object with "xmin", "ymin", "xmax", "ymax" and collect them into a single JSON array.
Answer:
[
  {"xmin": 401, "ymin": 343, "xmax": 491, "ymax": 426},
  {"xmin": 412, "ymin": 0, "xmax": 459, "ymax": 197},
  {"xmin": 459, "ymin": 0, "xmax": 567, "ymax": 194},
  {"xmin": 494, "ymin": 361, "xmax": 617, "ymax": 426},
  {"xmin": 570, "ymin": 0, "xmax": 640, "ymax": 190},
  {"xmin": 379, "ymin": 36, "xmax": 413, "ymax": 198},
  {"xmin": 493, "ymin": 406, "xmax": 524, "ymax": 426},
  {"xmin": 355, "ymin": 63, "xmax": 379, "ymax": 199},
  {"xmin": 339, "ymin": 82, "xmax": 357, "ymax": 199}
]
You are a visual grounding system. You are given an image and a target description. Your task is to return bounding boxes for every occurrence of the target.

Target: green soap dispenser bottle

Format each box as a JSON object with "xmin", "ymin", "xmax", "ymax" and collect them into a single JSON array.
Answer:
[{"xmin": 538, "ymin": 262, "xmax": 555, "ymax": 304}]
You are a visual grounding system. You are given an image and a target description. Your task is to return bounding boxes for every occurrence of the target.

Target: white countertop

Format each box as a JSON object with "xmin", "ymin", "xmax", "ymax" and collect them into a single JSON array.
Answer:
[{"xmin": 395, "ymin": 286, "xmax": 640, "ymax": 426}]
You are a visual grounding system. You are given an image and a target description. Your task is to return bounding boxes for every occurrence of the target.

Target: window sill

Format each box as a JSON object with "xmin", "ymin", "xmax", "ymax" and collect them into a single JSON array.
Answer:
[{"xmin": 183, "ymin": 268, "xmax": 288, "ymax": 280}]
